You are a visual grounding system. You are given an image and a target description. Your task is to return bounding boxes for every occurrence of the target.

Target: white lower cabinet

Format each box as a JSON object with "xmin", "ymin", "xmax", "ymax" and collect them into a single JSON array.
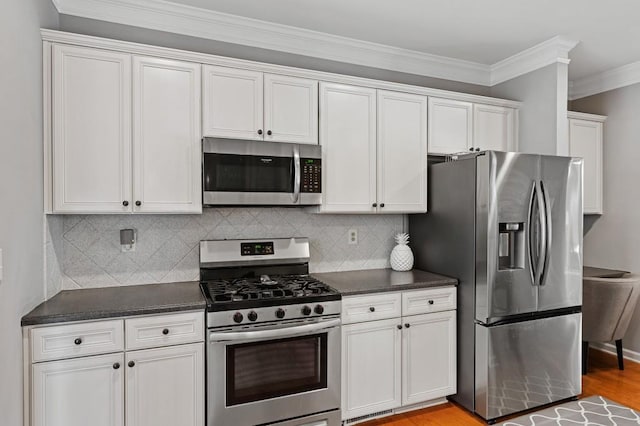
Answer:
[
  {"xmin": 126, "ymin": 343, "xmax": 204, "ymax": 426},
  {"xmin": 402, "ymin": 311, "xmax": 456, "ymax": 405},
  {"xmin": 341, "ymin": 288, "xmax": 456, "ymax": 423},
  {"xmin": 342, "ymin": 318, "xmax": 402, "ymax": 419},
  {"xmin": 28, "ymin": 312, "xmax": 204, "ymax": 426},
  {"xmin": 32, "ymin": 353, "xmax": 125, "ymax": 426}
]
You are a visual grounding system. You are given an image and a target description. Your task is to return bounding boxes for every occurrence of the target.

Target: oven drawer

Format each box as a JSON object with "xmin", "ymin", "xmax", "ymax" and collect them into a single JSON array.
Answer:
[
  {"xmin": 125, "ymin": 311, "xmax": 204, "ymax": 350},
  {"xmin": 342, "ymin": 293, "xmax": 402, "ymax": 324},
  {"xmin": 402, "ymin": 286, "xmax": 456, "ymax": 316},
  {"xmin": 31, "ymin": 319, "xmax": 124, "ymax": 363}
]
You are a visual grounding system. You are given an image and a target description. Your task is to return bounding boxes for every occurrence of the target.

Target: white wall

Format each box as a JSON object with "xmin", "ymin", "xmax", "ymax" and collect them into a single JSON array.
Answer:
[
  {"xmin": 572, "ymin": 83, "xmax": 640, "ymax": 353},
  {"xmin": 490, "ymin": 63, "xmax": 569, "ymax": 155},
  {"xmin": 0, "ymin": 1, "xmax": 58, "ymax": 425}
]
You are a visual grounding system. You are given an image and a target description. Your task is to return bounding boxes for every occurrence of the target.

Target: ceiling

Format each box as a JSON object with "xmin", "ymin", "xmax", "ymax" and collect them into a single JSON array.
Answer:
[{"xmin": 166, "ymin": 0, "xmax": 640, "ymax": 81}]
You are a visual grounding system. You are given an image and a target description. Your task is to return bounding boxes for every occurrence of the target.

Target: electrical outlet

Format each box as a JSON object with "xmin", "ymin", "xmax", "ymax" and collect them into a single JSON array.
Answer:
[
  {"xmin": 348, "ymin": 229, "xmax": 358, "ymax": 245},
  {"xmin": 120, "ymin": 229, "xmax": 137, "ymax": 253}
]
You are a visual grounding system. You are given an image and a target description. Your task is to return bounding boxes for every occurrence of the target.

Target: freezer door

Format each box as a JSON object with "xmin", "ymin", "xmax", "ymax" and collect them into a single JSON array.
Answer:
[
  {"xmin": 538, "ymin": 156, "xmax": 583, "ymax": 311},
  {"xmin": 475, "ymin": 313, "xmax": 582, "ymax": 421},
  {"xmin": 476, "ymin": 152, "xmax": 539, "ymax": 322}
]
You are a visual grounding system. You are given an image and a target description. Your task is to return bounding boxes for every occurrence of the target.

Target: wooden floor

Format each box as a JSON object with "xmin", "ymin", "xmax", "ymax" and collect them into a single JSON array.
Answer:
[{"xmin": 361, "ymin": 349, "xmax": 640, "ymax": 425}]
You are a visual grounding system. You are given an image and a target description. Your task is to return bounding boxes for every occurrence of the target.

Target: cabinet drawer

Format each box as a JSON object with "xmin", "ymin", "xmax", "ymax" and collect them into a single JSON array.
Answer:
[
  {"xmin": 125, "ymin": 311, "xmax": 204, "ymax": 350},
  {"xmin": 342, "ymin": 293, "xmax": 401, "ymax": 324},
  {"xmin": 402, "ymin": 287, "xmax": 456, "ymax": 316},
  {"xmin": 31, "ymin": 319, "xmax": 124, "ymax": 363}
]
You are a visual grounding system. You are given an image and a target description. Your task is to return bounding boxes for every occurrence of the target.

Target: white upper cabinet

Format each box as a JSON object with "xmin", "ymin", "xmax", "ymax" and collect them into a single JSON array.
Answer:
[
  {"xmin": 52, "ymin": 44, "xmax": 132, "ymax": 213},
  {"xmin": 428, "ymin": 97, "xmax": 473, "ymax": 155},
  {"xmin": 473, "ymin": 104, "xmax": 516, "ymax": 152},
  {"xmin": 49, "ymin": 46, "xmax": 202, "ymax": 214},
  {"xmin": 319, "ymin": 82, "xmax": 377, "ymax": 213},
  {"xmin": 202, "ymin": 66, "xmax": 318, "ymax": 144},
  {"xmin": 264, "ymin": 73, "xmax": 318, "ymax": 144},
  {"xmin": 377, "ymin": 90, "xmax": 428, "ymax": 213},
  {"xmin": 202, "ymin": 66, "xmax": 263, "ymax": 140},
  {"xmin": 133, "ymin": 57, "xmax": 202, "ymax": 213},
  {"xmin": 319, "ymin": 83, "xmax": 427, "ymax": 214},
  {"xmin": 428, "ymin": 100, "xmax": 517, "ymax": 155},
  {"xmin": 568, "ymin": 112, "xmax": 605, "ymax": 215}
]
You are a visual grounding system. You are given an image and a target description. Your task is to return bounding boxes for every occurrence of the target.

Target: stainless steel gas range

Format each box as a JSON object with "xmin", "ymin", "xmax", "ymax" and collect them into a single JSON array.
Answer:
[{"xmin": 199, "ymin": 238, "xmax": 342, "ymax": 426}]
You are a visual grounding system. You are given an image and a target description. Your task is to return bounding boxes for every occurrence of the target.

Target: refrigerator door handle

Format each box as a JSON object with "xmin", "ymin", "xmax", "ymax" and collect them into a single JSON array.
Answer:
[
  {"xmin": 539, "ymin": 180, "xmax": 552, "ymax": 286},
  {"xmin": 528, "ymin": 181, "xmax": 538, "ymax": 286},
  {"xmin": 533, "ymin": 180, "xmax": 547, "ymax": 286}
]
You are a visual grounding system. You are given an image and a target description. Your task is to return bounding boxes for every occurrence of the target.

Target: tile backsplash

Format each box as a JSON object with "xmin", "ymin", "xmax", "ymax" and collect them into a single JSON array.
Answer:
[{"xmin": 46, "ymin": 208, "xmax": 404, "ymax": 293}]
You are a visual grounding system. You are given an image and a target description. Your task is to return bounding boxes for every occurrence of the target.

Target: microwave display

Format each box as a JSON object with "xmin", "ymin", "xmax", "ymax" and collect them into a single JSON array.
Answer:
[{"xmin": 301, "ymin": 158, "xmax": 321, "ymax": 193}]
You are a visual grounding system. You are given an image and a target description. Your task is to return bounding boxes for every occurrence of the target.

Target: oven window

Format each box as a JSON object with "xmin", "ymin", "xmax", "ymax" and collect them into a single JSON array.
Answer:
[
  {"xmin": 226, "ymin": 334, "xmax": 328, "ymax": 406},
  {"xmin": 204, "ymin": 153, "xmax": 294, "ymax": 193}
]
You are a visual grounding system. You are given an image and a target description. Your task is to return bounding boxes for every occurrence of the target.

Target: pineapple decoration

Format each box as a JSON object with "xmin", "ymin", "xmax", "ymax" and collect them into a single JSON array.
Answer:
[{"xmin": 390, "ymin": 232, "xmax": 414, "ymax": 271}]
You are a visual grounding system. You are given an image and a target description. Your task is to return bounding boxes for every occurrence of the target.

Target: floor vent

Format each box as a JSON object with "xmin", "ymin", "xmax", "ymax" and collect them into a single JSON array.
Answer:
[{"xmin": 344, "ymin": 409, "xmax": 393, "ymax": 424}]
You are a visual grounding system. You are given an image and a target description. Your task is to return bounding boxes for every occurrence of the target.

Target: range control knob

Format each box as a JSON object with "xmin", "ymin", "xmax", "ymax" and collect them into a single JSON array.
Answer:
[
  {"xmin": 233, "ymin": 312, "xmax": 244, "ymax": 323},
  {"xmin": 302, "ymin": 306, "xmax": 312, "ymax": 316},
  {"xmin": 248, "ymin": 311, "xmax": 258, "ymax": 322},
  {"xmin": 276, "ymin": 308, "xmax": 286, "ymax": 319},
  {"xmin": 314, "ymin": 305, "xmax": 324, "ymax": 315}
]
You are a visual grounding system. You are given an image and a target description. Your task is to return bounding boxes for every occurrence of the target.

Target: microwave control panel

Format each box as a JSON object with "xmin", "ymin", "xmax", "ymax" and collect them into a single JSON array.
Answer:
[{"xmin": 301, "ymin": 158, "xmax": 321, "ymax": 193}]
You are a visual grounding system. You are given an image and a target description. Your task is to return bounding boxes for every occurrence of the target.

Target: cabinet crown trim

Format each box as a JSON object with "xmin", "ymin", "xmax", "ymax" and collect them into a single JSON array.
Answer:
[
  {"xmin": 567, "ymin": 111, "xmax": 607, "ymax": 122},
  {"xmin": 41, "ymin": 29, "xmax": 521, "ymax": 109}
]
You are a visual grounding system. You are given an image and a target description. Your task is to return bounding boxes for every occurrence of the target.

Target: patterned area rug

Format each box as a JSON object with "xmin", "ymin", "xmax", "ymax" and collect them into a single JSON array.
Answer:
[{"xmin": 499, "ymin": 396, "xmax": 640, "ymax": 425}]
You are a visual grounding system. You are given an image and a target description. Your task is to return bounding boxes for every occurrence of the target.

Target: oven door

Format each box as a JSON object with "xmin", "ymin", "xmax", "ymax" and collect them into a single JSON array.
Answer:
[{"xmin": 208, "ymin": 317, "xmax": 341, "ymax": 426}]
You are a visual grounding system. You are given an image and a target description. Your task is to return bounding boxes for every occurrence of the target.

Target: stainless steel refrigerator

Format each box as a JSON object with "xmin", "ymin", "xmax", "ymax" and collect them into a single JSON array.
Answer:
[{"xmin": 409, "ymin": 151, "xmax": 583, "ymax": 422}]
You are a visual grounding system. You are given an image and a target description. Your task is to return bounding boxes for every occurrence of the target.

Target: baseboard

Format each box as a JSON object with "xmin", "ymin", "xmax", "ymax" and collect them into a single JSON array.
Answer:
[{"xmin": 590, "ymin": 342, "xmax": 640, "ymax": 364}]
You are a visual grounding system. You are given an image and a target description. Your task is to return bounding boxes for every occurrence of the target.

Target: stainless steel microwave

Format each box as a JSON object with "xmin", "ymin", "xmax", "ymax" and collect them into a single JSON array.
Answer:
[{"xmin": 202, "ymin": 138, "xmax": 322, "ymax": 206}]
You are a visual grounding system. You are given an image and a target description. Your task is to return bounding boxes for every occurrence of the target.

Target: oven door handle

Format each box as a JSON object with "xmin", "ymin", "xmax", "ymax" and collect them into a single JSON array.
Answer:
[{"xmin": 209, "ymin": 318, "xmax": 341, "ymax": 343}]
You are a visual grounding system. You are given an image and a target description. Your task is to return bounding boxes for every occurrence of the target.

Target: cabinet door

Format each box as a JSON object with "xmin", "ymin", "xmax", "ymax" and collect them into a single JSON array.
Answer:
[
  {"xmin": 402, "ymin": 311, "xmax": 456, "ymax": 405},
  {"xmin": 52, "ymin": 45, "xmax": 131, "ymax": 213},
  {"xmin": 126, "ymin": 343, "xmax": 204, "ymax": 426},
  {"xmin": 319, "ymin": 83, "xmax": 377, "ymax": 213},
  {"xmin": 342, "ymin": 318, "xmax": 401, "ymax": 420},
  {"xmin": 569, "ymin": 118, "xmax": 603, "ymax": 214},
  {"xmin": 133, "ymin": 57, "xmax": 202, "ymax": 213},
  {"xmin": 428, "ymin": 97, "xmax": 473, "ymax": 154},
  {"xmin": 202, "ymin": 65, "xmax": 263, "ymax": 140},
  {"xmin": 473, "ymin": 104, "xmax": 516, "ymax": 152},
  {"xmin": 264, "ymin": 74, "xmax": 318, "ymax": 144},
  {"xmin": 32, "ymin": 353, "xmax": 124, "ymax": 426},
  {"xmin": 378, "ymin": 90, "xmax": 428, "ymax": 213}
]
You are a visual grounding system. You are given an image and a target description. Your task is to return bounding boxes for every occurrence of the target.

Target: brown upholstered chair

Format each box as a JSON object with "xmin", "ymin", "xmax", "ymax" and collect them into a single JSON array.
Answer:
[{"xmin": 582, "ymin": 273, "xmax": 640, "ymax": 374}]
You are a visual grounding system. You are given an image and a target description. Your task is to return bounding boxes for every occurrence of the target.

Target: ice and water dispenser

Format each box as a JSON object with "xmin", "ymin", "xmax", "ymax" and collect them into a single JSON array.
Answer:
[{"xmin": 498, "ymin": 222, "xmax": 525, "ymax": 270}]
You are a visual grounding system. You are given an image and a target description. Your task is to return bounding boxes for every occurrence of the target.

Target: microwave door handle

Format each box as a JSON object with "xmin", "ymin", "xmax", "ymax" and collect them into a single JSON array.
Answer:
[
  {"xmin": 209, "ymin": 318, "xmax": 341, "ymax": 342},
  {"xmin": 293, "ymin": 145, "xmax": 301, "ymax": 204}
]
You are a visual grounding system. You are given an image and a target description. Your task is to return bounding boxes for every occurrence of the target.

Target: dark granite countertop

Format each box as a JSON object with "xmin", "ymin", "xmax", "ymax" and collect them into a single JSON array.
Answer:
[
  {"xmin": 22, "ymin": 281, "xmax": 206, "ymax": 326},
  {"xmin": 583, "ymin": 266, "xmax": 629, "ymax": 278},
  {"xmin": 313, "ymin": 268, "xmax": 457, "ymax": 296}
]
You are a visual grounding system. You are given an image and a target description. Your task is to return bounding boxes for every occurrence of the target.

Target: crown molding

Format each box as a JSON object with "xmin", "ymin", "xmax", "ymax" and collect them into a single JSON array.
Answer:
[
  {"xmin": 490, "ymin": 36, "xmax": 578, "ymax": 85},
  {"xmin": 567, "ymin": 111, "xmax": 607, "ymax": 122},
  {"xmin": 52, "ymin": 0, "xmax": 579, "ymax": 88},
  {"xmin": 51, "ymin": 0, "xmax": 492, "ymax": 85},
  {"xmin": 569, "ymin": 61, "xmax": 640, "ymax": 100}
]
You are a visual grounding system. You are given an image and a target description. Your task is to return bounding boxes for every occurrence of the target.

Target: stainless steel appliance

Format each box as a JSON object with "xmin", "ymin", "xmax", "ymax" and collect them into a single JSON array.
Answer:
[
  {"xmin": 202, "ymin": 138, "xmax": 322, "ymax": 206},
  {"xmin": 409, "ymin": 151, "xmax": 583, "ymax": 422},
  {"xmin": 200, "ymin": 238, "xmax": 341, "ymax": 426}
]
